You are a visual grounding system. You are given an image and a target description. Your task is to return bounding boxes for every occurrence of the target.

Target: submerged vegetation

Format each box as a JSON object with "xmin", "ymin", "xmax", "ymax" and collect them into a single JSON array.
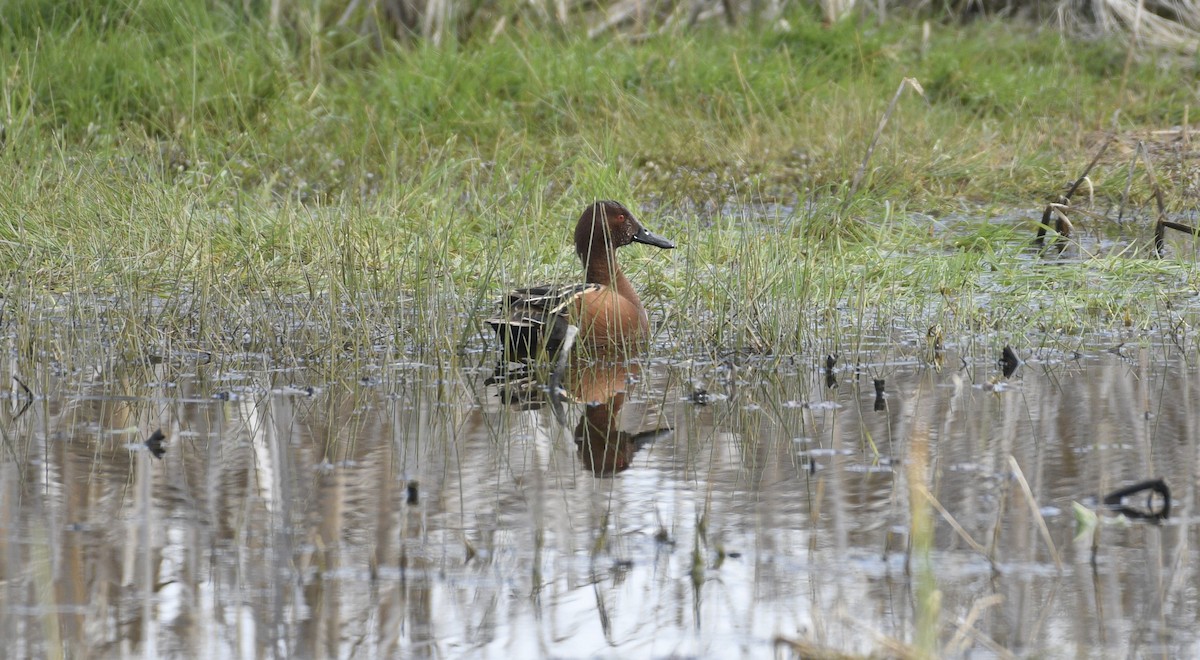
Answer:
[{"xmin": 1, "ymin": 0, "xmax": 1198, "ymax": 363}]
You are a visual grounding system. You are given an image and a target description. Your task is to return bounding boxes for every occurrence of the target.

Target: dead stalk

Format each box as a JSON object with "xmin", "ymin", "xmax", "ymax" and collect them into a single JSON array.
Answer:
[
  {"xmin": 1065, "ymin": 137, "xmax": 1113, "ymax": 203},
  {"xmin": 945, "ymin": 597, "xmax": 1012, "ymax": 657},
  {"xmin": 845, "ymin": 77, "xmax": 926, "ymax": 209},
  {"xmin": 917, "ymin": 482, "xmax": 993, "ymax": 565},
  {"xmin": 1133, "ymin": 140, "xmax": 1174, "ymax": 256},
  {"xmin": 1007, "ymin": 455, "xmax": 1062, "ymax": 572},
  {"xmin": 1037, "ymin": 137, "xmax": 1112, "ymax": 248}
]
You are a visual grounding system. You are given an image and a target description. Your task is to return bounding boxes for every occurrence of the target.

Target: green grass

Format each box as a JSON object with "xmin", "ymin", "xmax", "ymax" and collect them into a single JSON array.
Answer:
[{"xmin": 1, "ymin": 0, "xmax": 1198, "ymax": 363}]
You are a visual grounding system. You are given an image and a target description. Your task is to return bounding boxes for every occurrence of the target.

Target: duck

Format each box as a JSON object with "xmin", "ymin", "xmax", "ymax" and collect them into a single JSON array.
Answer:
[{"xmin": 487, "ymin": 201, "xmax": 674, "ymax": 365}]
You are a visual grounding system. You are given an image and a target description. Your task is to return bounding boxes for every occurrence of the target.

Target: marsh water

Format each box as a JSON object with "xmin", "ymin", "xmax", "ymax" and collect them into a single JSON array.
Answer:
[{"xmin": 3, "ymin": 319, "xmax": 1199, "ymax": 658}]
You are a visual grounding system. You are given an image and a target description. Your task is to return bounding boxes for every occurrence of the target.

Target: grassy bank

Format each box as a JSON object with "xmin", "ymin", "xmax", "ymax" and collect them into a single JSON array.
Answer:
[{"xmin": 1, "ymin": 0, "xmax": 1197, "ymax": 360}]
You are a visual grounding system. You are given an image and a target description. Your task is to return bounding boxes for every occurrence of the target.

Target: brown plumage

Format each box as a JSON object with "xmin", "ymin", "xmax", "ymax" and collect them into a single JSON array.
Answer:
[{"xmin": 487, "ymin": 201, "xmax": 674, "ymax": 362}]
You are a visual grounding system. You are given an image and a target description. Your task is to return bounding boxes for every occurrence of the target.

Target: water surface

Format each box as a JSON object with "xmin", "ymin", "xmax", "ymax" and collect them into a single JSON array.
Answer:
[{"xmin": 2, "ymin": 338, "xmax": 1197, "ymax": 658}]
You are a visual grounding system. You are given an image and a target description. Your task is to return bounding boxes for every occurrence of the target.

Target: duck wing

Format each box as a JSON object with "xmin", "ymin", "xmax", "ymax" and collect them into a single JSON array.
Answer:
[{"xmin": 487, "ymin": 283, "xmax": 601, "ymax": 361}]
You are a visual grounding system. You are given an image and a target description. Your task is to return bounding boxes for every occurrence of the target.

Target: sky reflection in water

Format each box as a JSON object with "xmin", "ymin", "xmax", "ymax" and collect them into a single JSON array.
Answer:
[{"xmin": 1, "ymin": 346, "xmax": 1197, "ymax": 658}]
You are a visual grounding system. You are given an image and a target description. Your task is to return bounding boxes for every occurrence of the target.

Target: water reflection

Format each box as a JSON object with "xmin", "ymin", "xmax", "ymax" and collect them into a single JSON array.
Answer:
[
  {"xmin": 1, "ymin": 347, "xmax": 1198, "ymax": 657},
  {"xmin": 569, "ymin": 363, "xmax": 671, "ymax": 476}
]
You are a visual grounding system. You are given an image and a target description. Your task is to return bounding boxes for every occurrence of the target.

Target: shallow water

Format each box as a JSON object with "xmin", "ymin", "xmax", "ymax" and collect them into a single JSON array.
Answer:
[{"xmin": 2, "ymin": 340, "xmax": 1199, "ymax": 658}]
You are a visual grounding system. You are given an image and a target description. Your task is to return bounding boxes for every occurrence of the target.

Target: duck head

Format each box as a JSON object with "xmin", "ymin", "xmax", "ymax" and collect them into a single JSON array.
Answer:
[{"xmin": 574, "ymin": 201, "xmax": 674, "ymax": 264}]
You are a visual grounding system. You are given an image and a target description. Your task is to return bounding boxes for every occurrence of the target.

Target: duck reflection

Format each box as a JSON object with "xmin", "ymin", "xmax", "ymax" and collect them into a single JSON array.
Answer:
[
  {"xmin": 492, "ymin": 360, "xmax": 670, "ymax": 474},
  {"xmin": 568, "ymin": 362, "xmax": 670, "ymax": 476}
]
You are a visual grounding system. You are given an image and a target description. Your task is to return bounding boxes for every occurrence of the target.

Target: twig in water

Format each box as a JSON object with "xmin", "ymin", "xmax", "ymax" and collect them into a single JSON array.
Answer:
[
  {"xmin": 1064, "ymin": 137, "xmax": 1112, "ymax": 203},
  {"xmin": 1034, "ymin": 204, "xmax": 1074, "ymax": 253},
  {"xmin": 1007, "ymin": 456, "xmax": 1063, "ymax": 572},
  {"xmin": 1036, "ymin": 138, "xmax": 1111, "ymax": 248},
  {"xmin": 1034, "ymin": 204, "xmax": 1054, "ymax": 249},
  {"xmin": 1111, "ymin": 138, "xmax": 1186, "ymax": 256},
  {"xmin": 1052, "ymin": 206, "xmax": 1073, "ymax": 243},
  {"xmin": 1160, "ymin": 219, "xmax": 1200, "ymax": 235},
  {"xmin": 916, "ymin": 482, "xmax": 994, "ymax": 569},
  {"xmin": 1124, "ymin": 140, "xmax": 1175, "ymax": 256}
]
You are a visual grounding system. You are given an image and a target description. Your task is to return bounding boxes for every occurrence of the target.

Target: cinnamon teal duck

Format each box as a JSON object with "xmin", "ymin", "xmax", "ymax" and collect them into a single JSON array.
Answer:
[{"xmin": 487, "ymin": 201, "xmax": 674, "ymax": 364}]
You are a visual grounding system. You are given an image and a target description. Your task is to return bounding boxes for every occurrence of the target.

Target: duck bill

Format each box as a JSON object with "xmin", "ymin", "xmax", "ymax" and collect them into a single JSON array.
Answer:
[{"xmin": 632, "ymin": 226, "xmax": 675, "ymax": 250}]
